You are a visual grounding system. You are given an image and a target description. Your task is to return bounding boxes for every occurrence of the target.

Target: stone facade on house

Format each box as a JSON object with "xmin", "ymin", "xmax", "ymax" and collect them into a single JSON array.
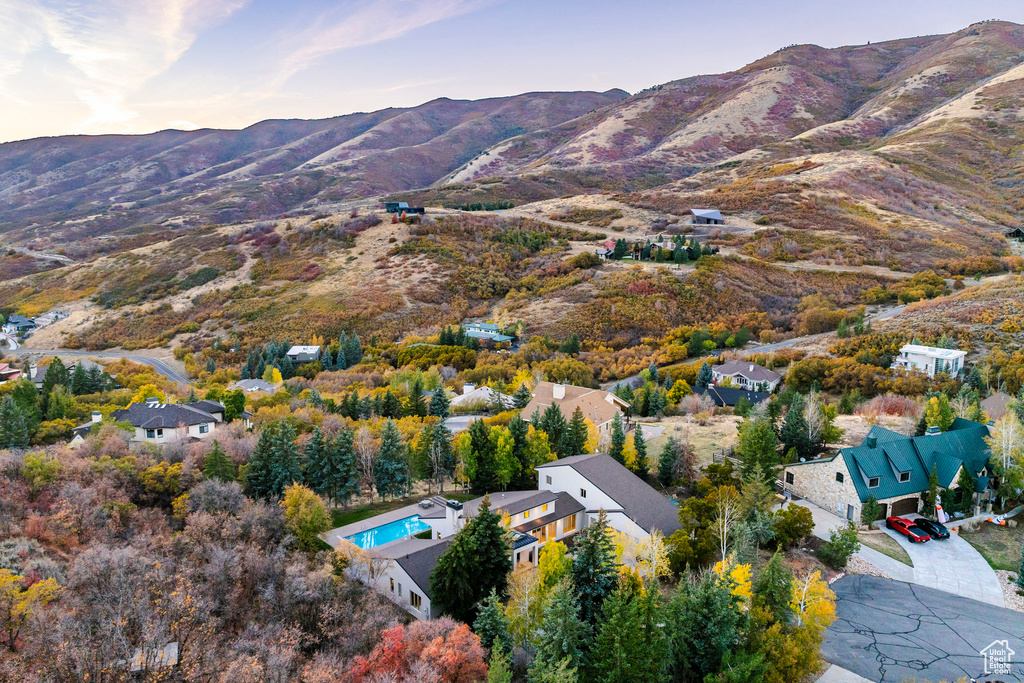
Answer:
[{"xmin": 783, "ymin": 457, "xmax": 863, "ymax": 521}]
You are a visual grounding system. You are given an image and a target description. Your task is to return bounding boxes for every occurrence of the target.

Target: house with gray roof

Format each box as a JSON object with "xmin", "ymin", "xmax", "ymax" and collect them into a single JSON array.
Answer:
[
  {"xmin": 228, "ymin": 378, "xmax": 276, "ymax": 394},
  {"xmin": 782, "ymin": 418, "xmax": 994, "ymax": 522},
  {"xmin": 711, "ymin": 359, "xmax": 782, "ymax": 392},
  {"xmin": 112, "ymin": 398, "xmax": 222, "ymax": 445},
  {"xmin": 688, "ymin": 208, "xmax": 724, "ymax": 225}
]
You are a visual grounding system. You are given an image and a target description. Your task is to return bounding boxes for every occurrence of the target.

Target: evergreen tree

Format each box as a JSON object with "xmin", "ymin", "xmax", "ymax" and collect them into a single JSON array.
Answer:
[
  {"xmin": 246, "ymin": 425, "xmax": 277, "ymax": 500},
  {"xmin": 753, "ymin": 552, "xmax": 794, "ymax": 624},
  {"xmin": 255, "ymin": 356, "xmax": 266, "ymax": 380},
  {"xmin": 666, "ymin": 571, "xmax": 744, "ymax": 681},
  {"xmin": 0, "ymin": 396, "xmax": 29, "ymax": 449},
  {"xmin": 203, "ymin": 440, "xmax": 235, "ymax": 482},
  {"xmin": 380, "ymin": 390, "xmax": 403, "ymax": 419},
  {"xmin": 508, "ymin": 415, "xmax": 533, "ymax": 489},
  {"xmin": 530, "ymin": 579, "xmax": 590, "ymax": 679},
  {"xmin": 696, "ymin": 362, "xmax": 713, "ymax": 388},
  {"xmin": 513, "ymin": 384, "xmax": 533, "ymax": 409},
  {"xmin": 559, "ymin": 334, "xmax": 581, "ymax": 356},
  {"xmin": 337, "ymin": 332, "xmax": 349, "ymax": 369},
  {"xmin": 406, "ymin": 376, "xmax": 427, "ymax": 417},
  {"xmin": 539, "ymin": 403, "xmax": 569, "ymax": 457},
  {"xmin": 658, "ymin": 436, "xmax": 677, "ymax": 487},
  {"xmin": 648, "ymin": 363, "xmax": 659, "ymax": 384},
  {"xmin": 738, "ymin": 416, "xmax": 780, "ymax": 480},
  {"xmin": 488, "ymin": 649, "xmax": 513, "ymax": 683},
  {"xmin": 45, "ymin": 385, "xmax": 73, "ymax": 420},
  {"xmin": 347, "ymin": 333, "xmax": 363, "ymax": 364},
  {"xmin": 1017, "ymin": 544, "xmax": 1024, "ymax": 592},
  {"xmin": 70, "ymin": 363, "xmax": 89, "ymax": 395},
  {"xmin": 278, "ymin": 355, "xmax": 294, "ymax": 379},
  {"xmin": 567, "ymin": 407, "xmax": 588, "ymax": 457},
  {"xmin": 429, "ymin": 389, "xmax": 451, "ymax": 419},
  {"xmin": 205, "ymin": 357, "xmax": 216, "ymax": 373},
  {"xmin": 589, "ymin": 581, "xmax": 666, "ymax": 683},
  {"xmin": 303, "ymin": 427, "xmax": 331, "ymax": 502},
  {"xmin": 374, "ymin": 419, "xmax": 410, "ymax": 500},
  {"xmin": 468, "ymin": 419, "xmax": 497, "ymax": 493},
  {"xmin": 223, "ymin": 390, "xmax": 246, "ymax": 422},
  {"xmin": 473, "ymin": 589, "xmax": 513, "ymax": 654},
  {"xmin": 608, "ymin": 413, "xmax": 626, "ymax": 465},
  {"xmin": 430, "ymin": 496, "xmax": 511, "ymax": 622},
  {"xmin": 269, "ymin": 421, "xmax": 302, "ymax": 497},
  {"xmin": 632, "ymin": 425, "xmax": 648, "ymax": 479},
  {"xmin": 780, "ymin": 393, "xmax": 812, "ymax": 460},
  {"xmin": 39, "ymin": 358, "xmax": 70, "ymax": 414},
  {"xmin": 572, "ymin": 510, "xmax": 617, "ymax": 624},
  {"xmin": 11, "ymin": 379, "xmax": 41, "ymax": 431},
  {"xmin": 331, "ymin": 428, "xmax": 361, "ymax": 506}
]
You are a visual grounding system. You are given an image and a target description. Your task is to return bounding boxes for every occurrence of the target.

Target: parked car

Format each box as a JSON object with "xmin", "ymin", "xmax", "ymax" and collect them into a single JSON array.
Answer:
[
  {"xmin": 912, "ymin": 517, "xmax": 950, "ymax": 540},
  {"xmin": 886, "ymin": 516, "xmax": 931, "ymax": 543}
]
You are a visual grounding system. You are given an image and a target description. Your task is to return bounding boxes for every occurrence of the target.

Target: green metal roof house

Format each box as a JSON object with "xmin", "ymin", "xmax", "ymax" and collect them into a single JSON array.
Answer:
[{"xmin": 782, "ymin": 418, "xmax": 993, "ymax": 522}]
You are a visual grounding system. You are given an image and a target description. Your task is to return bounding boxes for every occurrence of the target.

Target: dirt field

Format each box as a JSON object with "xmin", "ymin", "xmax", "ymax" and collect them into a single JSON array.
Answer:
[{"xmin": 642, "ymin": 414, "xmax": 743, "ymax": 468}]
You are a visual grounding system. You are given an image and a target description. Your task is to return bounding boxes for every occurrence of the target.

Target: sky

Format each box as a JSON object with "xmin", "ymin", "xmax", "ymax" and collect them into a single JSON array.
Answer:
[{"xmin": 1, "ymin": 0, "xmax": 1023, "ymax": 144}]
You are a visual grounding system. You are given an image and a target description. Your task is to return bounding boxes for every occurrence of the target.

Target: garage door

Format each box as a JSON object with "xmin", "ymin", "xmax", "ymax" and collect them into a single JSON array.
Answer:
[{"xmin": 890, "ymin": 498, "xmax": 919, "ymax": 517}]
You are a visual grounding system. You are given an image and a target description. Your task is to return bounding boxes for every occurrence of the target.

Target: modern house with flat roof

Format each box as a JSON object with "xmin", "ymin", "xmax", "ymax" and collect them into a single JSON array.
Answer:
[
  {"xmin": 285, "ymin": 345, "xmax": 321, "ymax": 364},
  {"xmin": 324, "ymin": 453, "xmax": 680, "ymax": 620},
  {"xmin": 781, "ymin": 418, "xmax": 992, "ymax": 522},
  {"xmin": 463, "ymin": 322, "xmax": 515, "ymax": 344},
  {"xmin": 688, "ymin": 208, "xmax": 724, "ymax": 225},
  {"xmin": 891, "ymin": 344, "xmax": 967, "ymax": 379}
]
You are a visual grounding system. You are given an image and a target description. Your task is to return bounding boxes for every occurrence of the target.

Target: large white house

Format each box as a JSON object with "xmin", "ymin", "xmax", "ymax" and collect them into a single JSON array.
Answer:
[
  {"xmin": 711, "ymin": 360, "xmax": 782, "ymax": 392},
  {"xmin": 325, "ymin": 453, "xmax": 681, "ymax": 620},
  {"xmin": 891, "ymin": 344, "xmax": 966, "ymax": 379}
]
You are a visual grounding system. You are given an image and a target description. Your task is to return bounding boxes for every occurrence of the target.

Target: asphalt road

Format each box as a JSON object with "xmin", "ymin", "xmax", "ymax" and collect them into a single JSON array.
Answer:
[
  {"xmin": 8, "ymin": 348, "xmax": 191, "ymax": 385},
  {"xmin": 823, "ymin": 574, "xmax": 1024, "ymax": 683}
]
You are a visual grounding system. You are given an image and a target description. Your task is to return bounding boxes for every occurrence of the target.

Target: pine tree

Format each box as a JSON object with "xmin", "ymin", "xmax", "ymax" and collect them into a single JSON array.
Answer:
[
  {"xmin": 246, "ymin": 425, "xmax": 276, "ymax": 500},
  {"xmin": 530, "ymin": 579, "xmax": 590, "ymax": 678},
  {"xmin": 588, "ymin": 581, "xmax": 666, "ymax": 683},
  {"xmin": 572, "ymin": 510, "xmax": 617, "ymax": 624},
  {"xmin": 255, "ymin": 356, "xmax": 266, "ymax": 380},
  {"xmin": 429, "ymin": 389, "xmax": 451, "ymax": 418},
  {"xmin": 70, "ymin": 363, "xmax": 89, "ymax": 395},
  {"xmin": 269, "ymin": 421, "xmax": 302, "ymax": 498},
  {"xmin": 539, "ymin": 404, "xmax": 568, "ymax": 457},
  {"xmin": 374, "ymin": 419, "xmax": 409, "ymax": 500},
  {"xmin": 488, "ymin": 649, "xmax": 513, "ymax": 683},
  {"xmin": 468, "ymin": 496, "xmax": 512, "ymax": 598},
  {"xmin": 648, "ymin": 363, "xmax": 659, "ymax": 384},
  {"xmin": 567, "ymin": 407, "xmax": 588, "ymax": 457},
  {"xmin": 696, "ymin": 362, "xmax": 713, "ymax": 388},
  {"xmin": 754, "ymin": 552, "xmax": 794, "ymax": 624},
  {"xmin": 0, "ymin": 396, "xmax": 29, "ymax": 449},
  {"xmin": 407, "ymin": 376, "xmax": 427, "ymax": 417},
  {"xmin": 39, "ymin": 358, "xmax": 70, "ymax": 415},
  {"xmin": 347, "ymin": 333, "xmax": 363, "ymax": 364},
  {"xmin": 513, "ymin": 384, "xmax": 532, "ymax": 409},
  {"xmin": 381, "ymin": 390, "xmax": 403, "ymax": 419},
  {"xmin": 203, "ymin": 440, "xmax": 235, "ymax": 482},
  {"xmin": 303, "ymin": 427, "xmax": 331, "ymax": 503},
  {"xmin": 337, "ymin": 332, "xmax": 349, "ymax": 369},
  {"xmin": 738, "ymin": 416, "xmax": 780, "ymax": 480},
  {"xmin": 780, "ymin": 393, "xmax": 812, "ymax": 460},
  {"xmin": 473, "ymin": 590, "xmax": 513, "ymax": 654},
  {"xmin": 632, "ymin": 425, "xmax": 648, "ymax": 479},
  {"xmin": 658, "ymin": 436, "xmax": 677, "ymax": 487},
  {"xmin": 430, "ymin": 529, "xmax": 477, "ymax": 622},
  {"xmin": 608, "ymin": 413, "xmax": 626, "ymax": 465},
  {"xmin": 508, "ymin": 415, "xmax": 533, "ymax": 489},
  {"xmin": 205, "ymin": 357, "xmax": 216, "ymax": 373},
  {"xmin": 331, "ymin": 428, "xmax": 361, "ymax": 506}
]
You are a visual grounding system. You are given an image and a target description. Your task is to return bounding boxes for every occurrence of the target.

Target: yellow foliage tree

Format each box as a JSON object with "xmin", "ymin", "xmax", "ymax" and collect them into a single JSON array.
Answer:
[
  {"xmin": 713, "ymin": 555, "xmax": 753, "ymax": 603},
  {"xmin": 612, "ymin": 529, "xmax": 670, "ymax": 583},
  {"xmin": 537, "ymin": 540, "xmax": 572, "ymax": 590},
  {"xmin": 281, "ymin": 483, "xmax": 332, "ymax": 551},
  {"xmin": 0, "ymin": 570, "xmax": 60, "ymax": 651},
  {"xmin": 263, "ymin": 366, "xmax": 284, "ymax": 384},
  {"xmin": 668, "ymin": 380, "xmax": 692, "ymax": 404},
  {"xmin": 583, "ymin": 418, "xmax": 601, "ymax": 454},
  {"xmin": 130, "ymin": 384, "xmax": 165, "ymax": 404},
  {"xmin": 790, "ymin": 570, "xmax": 837, "ymax": 632}
]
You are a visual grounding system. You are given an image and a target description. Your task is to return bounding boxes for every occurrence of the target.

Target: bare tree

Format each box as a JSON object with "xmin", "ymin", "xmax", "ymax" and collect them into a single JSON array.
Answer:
[
  {"xmin": 806, "ymin": 390, "xmax": 824, "ymax": 446},
  {"xmin": 714, "ymin": 485, "xmax": 741, "ymax": 565},
  {"xmin": 354, "ymin": 426, "xmax": 378, "ymax": 503},
  {"xmin": 427, "ymin": 439, "xmax": 448, "ymax": 494}
]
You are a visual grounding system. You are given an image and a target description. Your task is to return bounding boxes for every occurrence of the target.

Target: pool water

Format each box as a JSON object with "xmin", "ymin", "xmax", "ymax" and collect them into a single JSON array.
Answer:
[{"xmin": 346, "ymin": 515, "xmax": 433, "ymax": 549}]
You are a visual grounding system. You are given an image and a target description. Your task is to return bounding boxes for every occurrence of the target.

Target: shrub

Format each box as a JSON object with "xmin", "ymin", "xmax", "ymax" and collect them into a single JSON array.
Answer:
[
  {"xmin": 861, "ymin": 496, "xmax": 883, "ymax": 527},
  {"xmin": 857, "ymin": 393, "xmax": 920, "ymax": 418},
  {"xmin": 773, "ymin": 504, "xmax": 814, "ymax": 549},
  {"xmin": 818, "ymin": 522, "xmax": 861, "ymax": 569}
]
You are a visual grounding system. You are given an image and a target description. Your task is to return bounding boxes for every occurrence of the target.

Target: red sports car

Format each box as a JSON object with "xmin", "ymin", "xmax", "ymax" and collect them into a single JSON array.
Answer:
[{"xmin": 886, "ymin": 516, "xmax": 931, "ymax": 543}]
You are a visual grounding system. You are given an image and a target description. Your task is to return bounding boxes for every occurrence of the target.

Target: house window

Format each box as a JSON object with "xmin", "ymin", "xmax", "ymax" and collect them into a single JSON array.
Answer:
[
  {"xmin": 899, "ymin": 471, "xmax": 910, "ymax": 483},
  {"xmin": 390, "ymin": 578, "xmax": 394, "ymax": 593},
  {"xmin": 516, "ymin": 551, "xmax": 521, "ymax": 564},
  {"xmin": 397, "ymin": 583, "xmax": 402, "ymax": 597},
  {"xmin": 580, "ymin": 488, "xmax": 587, "ymax": 498},
  {"xmin": 541, "ymin": 504, "xmax": 548, "ymax": 512},
  {"xmin": 523, "ymin": 510, "xmax": 530, "ymax": 519},
  {"xmin": 199, "ymin": 424, "xmax": 209, "ymax": 434},
  {"xmin": 546, "ymin": 521, "xmax": 557, "ymax": 540},
  {"xmin": 868, "ymin": 477, "xmax": 879, "ymax": 488},
  {"xmin": 785, "ymin": 472, "xmax": 794, "ymax": 485},
  {"xmin": 410, "ymin": 591, "xmax": 422, "ymax": 610},
  {"xmin": 546, "ymin": 475, "xmax": 552, "ymax": 485},
  {"xmin": 156, "ymin": 428, "xmax": 163, "ymax": 438},
  {"xmin": 835, "ymin": 472, "xmax": 844, "ymax": 483},
  {"xmin": 146, "ymin": 429, "xmax": 155, "ymax": 439},
  {"xmin": 563, "ymin": 514, "xmax": 577, "ymax": 533}
]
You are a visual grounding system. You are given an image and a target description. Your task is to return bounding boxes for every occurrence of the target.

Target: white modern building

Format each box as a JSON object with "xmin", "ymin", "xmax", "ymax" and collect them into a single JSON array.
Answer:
[
  {"xmin": 285, "ymin": 345, "xmax": 321, "ymax": 363},
  {"xmin": 891, "ymin": 344, "xmax": 966, "ymax": 379},
  {"xmin": 324, "ymin": 453, "xmax": 682, "ymax": 620}
]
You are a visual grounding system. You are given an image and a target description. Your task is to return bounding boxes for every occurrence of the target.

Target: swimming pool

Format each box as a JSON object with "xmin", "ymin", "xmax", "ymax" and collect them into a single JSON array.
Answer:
[{"xmin": 345, "ymin": 515, "xmax": 433, "ymax": 549}]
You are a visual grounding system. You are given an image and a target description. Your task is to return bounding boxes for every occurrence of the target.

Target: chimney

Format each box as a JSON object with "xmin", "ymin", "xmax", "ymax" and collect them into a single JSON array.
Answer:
[
  {"xmin": 749, "ymin": 364, "xmax": 754, "ymax": 372},
  {"xmin": 866, "ymin": 436, "xmax": 876, "ymax": 449},
  {"xmin": 553, "ymin": 383, "xmax": 565, "ymax": 400},
  {"xmin": 462, "ymin": 383, "xmax": 475, "ymax": 396},
  {"xmin": 91, "ymin": 411, "xmax": 102, "ymax": 423},
  {"xmin": 925, "ymin": 425, "xmax": 941, "ymax": 436},
  {"xmin": 445, "ymin": 499, "xmax": 464, "ymax": 533}
]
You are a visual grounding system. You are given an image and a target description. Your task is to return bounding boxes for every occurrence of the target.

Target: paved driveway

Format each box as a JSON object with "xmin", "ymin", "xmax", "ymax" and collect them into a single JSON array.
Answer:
[
  {"xmin": 824, "ymin": 575, "xmax": 1024, "ymax": 682},
  {"xmin": 882, "ymin": 522, "xmax": 1004, "ymax": 607}
]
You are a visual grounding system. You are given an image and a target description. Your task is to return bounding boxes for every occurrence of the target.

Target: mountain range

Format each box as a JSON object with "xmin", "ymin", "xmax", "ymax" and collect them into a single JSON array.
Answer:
[{"xmin": 2, "ymin": 19, "xmax": 1023, "ymax": 266}]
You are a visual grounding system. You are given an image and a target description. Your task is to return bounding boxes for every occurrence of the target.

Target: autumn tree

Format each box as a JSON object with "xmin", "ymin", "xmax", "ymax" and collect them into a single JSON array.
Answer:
[
  {"xmin": 754, "ymin": 552, "xmax": 793, "ymax": 624},
  {"xmin": 280, "ymin": 483, "xmax": 331, "ymax": 551},
  {"xmin": 986, "ymin": 412, "xmax": 1024, "ymax": 498},
  {"xmin": 0, "ymin": 569, "xmax": 60, "ymax": 651},
  {"xmin": 925, "ymin": 394, "xmax": 955, "ymax": 431}
]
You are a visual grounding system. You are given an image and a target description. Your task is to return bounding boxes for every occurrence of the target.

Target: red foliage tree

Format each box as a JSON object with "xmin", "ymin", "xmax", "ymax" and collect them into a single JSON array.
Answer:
[{"xmin": 345, "ymin": 619, "xmax": 487, "ymax": 683}]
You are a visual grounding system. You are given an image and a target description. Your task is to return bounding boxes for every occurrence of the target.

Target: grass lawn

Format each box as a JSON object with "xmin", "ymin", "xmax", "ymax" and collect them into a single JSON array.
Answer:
[
  {"xmin": 858, "ymin": 532, "xmax": 913, "ymax": 567},
  {"xmin": 960, "ymin": 522, "xmax": 1023, "ymax": 571},
  {"xmin": 330, "ymin": 491, "xmax": 476, "ymax": 529}
]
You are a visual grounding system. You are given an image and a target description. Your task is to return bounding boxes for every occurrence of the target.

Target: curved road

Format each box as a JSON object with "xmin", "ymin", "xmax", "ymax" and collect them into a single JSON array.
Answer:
[{"xmin": 7, "ymin": 348, "xmax": 191, "ymax": 385}]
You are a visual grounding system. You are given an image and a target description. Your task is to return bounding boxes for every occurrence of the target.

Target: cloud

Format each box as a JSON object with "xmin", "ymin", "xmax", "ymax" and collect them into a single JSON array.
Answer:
[
  {"xmin": 271, "ymin": 0, "xmax": 500, "ymax": 87},
  {"xmin": 0, "ymin": 0, "xmax": 248, "ymax": 132}
]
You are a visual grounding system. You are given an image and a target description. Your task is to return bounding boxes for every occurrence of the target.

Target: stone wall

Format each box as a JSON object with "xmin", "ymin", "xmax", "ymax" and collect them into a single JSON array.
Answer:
[{"xmin": 783, "ymin": 458, "xmax": 862, "ymax": 520}]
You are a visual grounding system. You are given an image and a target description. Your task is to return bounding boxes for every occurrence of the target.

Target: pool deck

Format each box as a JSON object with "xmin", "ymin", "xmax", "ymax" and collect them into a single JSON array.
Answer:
[{"xmin": 322, "ymin": 499, "xmax": 447, "ymax": 550}]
